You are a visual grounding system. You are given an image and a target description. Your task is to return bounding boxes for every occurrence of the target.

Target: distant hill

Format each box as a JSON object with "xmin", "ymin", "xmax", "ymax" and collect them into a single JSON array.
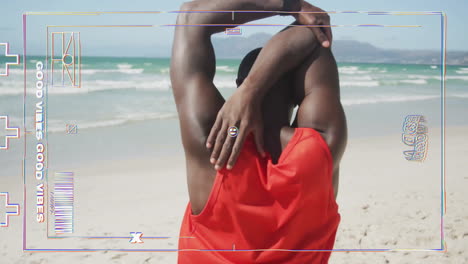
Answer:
[{"xmin": 213, "ymin": 33, "xmax": 468, "ymax": 65}]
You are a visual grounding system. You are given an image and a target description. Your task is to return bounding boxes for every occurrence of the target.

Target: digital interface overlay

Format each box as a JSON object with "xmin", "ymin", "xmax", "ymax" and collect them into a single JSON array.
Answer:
[{"xmin": 0, "ymin": 10, "xmax": 448, "ymax": 254}]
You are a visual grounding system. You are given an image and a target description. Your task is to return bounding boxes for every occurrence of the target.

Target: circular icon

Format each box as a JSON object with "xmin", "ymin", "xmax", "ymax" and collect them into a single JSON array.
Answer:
[
  {"xmin": 228, "ymin": 126, "xmax": 238, "ymax": 137},
  {"xmin": 62, "ymin": 54, "xmax": 74, "ymax": 66}
]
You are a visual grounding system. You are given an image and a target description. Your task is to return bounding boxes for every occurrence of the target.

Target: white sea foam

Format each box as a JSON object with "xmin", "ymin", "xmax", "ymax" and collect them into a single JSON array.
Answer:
[
  {"xmin": 0, "ymin": 75, "xmax": 238, "ymax": 95},
  {"xmin": 46, "ymin": 112, "xmax": 178, "ymax": 133},
  {"xmin": 81, "ymin": 68, "xmax": 144, "ymax": 75},
  {"xmin": 213, "ymin": 79, "xmax": 237, "ymax": 89},
  {"xmin": 399, "ymin": 79, "xmax": 428, "ymax": 85},
  {"xmin": 216, "ymin": 65, "xmax": 236, "ymax": 73},
  {"xmin": 407, "ymin": 74, "xmax": 433, "ymax": 79},
  {"xmin": 407, "ymin": 74, "xmax": 468, "ymax": 81},
  {"xmin": 159, "ymin": 67, "xmax": 170, "ymax": 74},
  {"xmin": 338, "ymin": 66, "xmax": 370, "ymax": 75},
  {"xmin": 340, "ymin": 81, "xmax": 380, "ymax": 87},
  {"xmin": 456, "ymin": 67, "xmax": 468, "ymax": 74},
  {"xmin": 0, "ymin": 88, "xmax": 23, "ymax": 95},
  {"xmin": 340, "ymin": 66, "xmax": 358, "ymax": 71},
  {"xmin": 441, "ymin": 75, "xmax": 468, "ymax": 81},
  {"xmin": 342, "ymin": 95, "xmax": 439, "ymax": 106},
  {"xmin": 117, "ymin": 63, "xmax": 133, "ymax": 70},
  {"xmin": 0, "ymin": 79, "xmax": 173, "ymax": 96},
  {"xmin": 6, "ymin": 69, "xmax": 29, "ymax": 75},
  {"xmin": 88, "ymin": 79, "xmax": 172, "ymax": 90},
  {"xmin": 452, "ymin": 93, "xmax": 468, "ymax": 98},
  {"xmin": 341, "ymin": 75, "xmax": 374, "ymax": 81}
]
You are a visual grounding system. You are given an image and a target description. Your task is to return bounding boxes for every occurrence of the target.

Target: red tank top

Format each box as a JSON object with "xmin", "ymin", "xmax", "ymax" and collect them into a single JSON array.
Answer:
[{"xmin": 178, "ymin": 127, "xmax": 340, "ymax": 263}]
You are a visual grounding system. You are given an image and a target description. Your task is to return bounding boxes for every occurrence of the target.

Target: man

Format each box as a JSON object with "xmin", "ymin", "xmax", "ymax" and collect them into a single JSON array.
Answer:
[{"xmin": 170, "ymin": 0, "xmax": 347, "ymax": 263}]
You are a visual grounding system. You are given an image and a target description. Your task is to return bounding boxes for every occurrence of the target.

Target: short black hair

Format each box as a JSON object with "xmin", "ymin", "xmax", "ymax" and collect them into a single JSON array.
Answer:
[{"xmin": 236, "ymin": 47, "xmax": 262, "ymax": 87}]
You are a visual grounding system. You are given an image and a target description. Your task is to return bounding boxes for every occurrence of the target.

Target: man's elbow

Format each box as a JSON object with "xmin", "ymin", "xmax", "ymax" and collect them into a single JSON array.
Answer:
[
  {"xmin": 177, "ymin": 1, "xmax": 203, "ymax": 25},
  {"xmin": 177, "ymin": 2, "xmax": 194, "ymax": 25}
]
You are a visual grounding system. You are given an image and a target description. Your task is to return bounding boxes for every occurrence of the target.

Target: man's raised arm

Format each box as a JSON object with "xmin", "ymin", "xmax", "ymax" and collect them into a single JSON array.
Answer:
[
  {"xmin": 170, "ymin": 0, "xmax": 305, "ymax": 215},
  {"xmin": 171, "ymin": 0, "xmax": 302, "ymax": 158},
  {"xmin": 177, "ymin": 0, "xmax": 302, "ymax": 34}
]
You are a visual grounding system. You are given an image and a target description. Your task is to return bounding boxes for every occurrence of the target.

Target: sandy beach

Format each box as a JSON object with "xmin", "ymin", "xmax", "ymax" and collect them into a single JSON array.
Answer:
[{"xmin": 0, "ymin": 124, "xmax": 466, "ymax": 264}]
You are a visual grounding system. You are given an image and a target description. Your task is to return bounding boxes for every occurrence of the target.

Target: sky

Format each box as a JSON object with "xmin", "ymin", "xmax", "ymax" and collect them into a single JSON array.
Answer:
[{"xmin": 0, "ymin": 0, "xmax": 466, "ymax": 57}]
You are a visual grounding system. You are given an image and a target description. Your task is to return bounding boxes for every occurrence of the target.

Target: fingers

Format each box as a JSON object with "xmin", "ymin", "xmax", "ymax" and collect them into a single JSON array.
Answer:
[
  {"xmin": 215, "ymin": 131, "xmax": 236, "ymax": 170},
  {"xmin": 206, "ymin": 114, "xmax": 222, "ymax": 148},
  {"xmin": 212, "ymin": 124, "xmax": 244, "ymax": 171},
  {"xmin": 254, "ymin": 125, "xmax": 265, "ymax": 157},
  {"xmin": 224, "ymin": 124, "xmax": 264, "ymax": 170},
  {"xmin": 226, "ymin": 127, "xmax": 247, "ymax": 170},
  {"xmin": 324, "ymin": 13, "xmax": 332, "ymax": 47},
  {"xmin": 210, "ymin": 121, "xmax": 227, "ymax": 165},
  {"xmin": 323, "ymin": 14, "xmax": 332, "ymax": 47},
  {"xmin": 312, "ymin": 26, "xmax": 329, "ymax": 48},
  {"xmin": 325, "ymin": 26, "xmax": 333, "ymax": 46}
]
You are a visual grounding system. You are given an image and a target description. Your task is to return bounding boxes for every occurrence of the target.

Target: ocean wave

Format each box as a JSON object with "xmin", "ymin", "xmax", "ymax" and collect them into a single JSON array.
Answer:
[
  {"xmin": 81, "ymin": 68, "xmax": 144, "ymax": 75},
  {"xmin": 0, "ymin": 79, "xmax": 173, "ymax": 95},
  {"xmin": 6, "ymin": 67, "xmax": 145, "ymax": 75},
  {"xmin": 0, "ymin": 79, "xmax": 23, "ymax": 95},
  {"xmin": 216, "ymin": 65, "xmax": 236, "ymax": 73},
  {"xmin": 338, "ymin": 66, "xmax": 370, "ymax": 75},
  {"xmin": 399, "ymin": 79, "xmax": 428, "ymax": 85},
  {"xmin": 117, "ymin": 63, "xmax": 132, "ymax": 69},
  {"xmin": 159, "ymin": 67, "xmax": 170, "ymax": 74},
  {"xmin": 341, "ymin": 75, "xmax": 374, "ymax": 81},
  {"xmin": 5, "ymin": 69, "xmax": 27, "ymax": 75},
  {"xmin": 456, "ymin": 67, "xmax": 468, "ymax": 74},
  {"xmin": 46, "ymin": 112, "xmax": 178, "ymax": 133},
  {"xmin": 444, "ymin": 76, "xmax": 468, "ymax": 81},
  {"xmin": 340, "ymin": 81, "xmax": 380, "ymax": 87},
  {"xmin": 214, "ymin": 79, "xmax": 237, "ymax": 89},
  {"xmin": 342, "ymin": 95, "xmax": 439, "ymax": 106},
  {"xmin": 452, "ymin": 93, "xmax": 468, "ymax": 98},
  {"xmin": 407, "ymin": 74, "xmax": 436, "ymax": 80},
  {"xmin": 89, "ymin": 79, "xmax": 172, "ymax": 90},
  {"xmin": 0, "ymin": 75, "xmax": 238, "ymax": 95},
  {"xmin": 407, "ymin": 74, "xmax": 468, "ymax": 81}
]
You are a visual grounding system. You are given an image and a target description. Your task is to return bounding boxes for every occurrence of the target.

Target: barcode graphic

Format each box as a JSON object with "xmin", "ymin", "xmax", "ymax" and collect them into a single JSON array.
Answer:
[{"xmin": 54, "ymin": 172, "xmax": 74, "ymax": 234}]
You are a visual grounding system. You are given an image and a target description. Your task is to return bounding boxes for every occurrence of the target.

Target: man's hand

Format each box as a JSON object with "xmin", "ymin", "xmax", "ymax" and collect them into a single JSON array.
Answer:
[
  {"xmin": 294, "ymin": 1, "xmax": 332, "ymax": 48},
  {"xmin": 206, "ymin": 86, "xmax": 265, "ymax": 170}
]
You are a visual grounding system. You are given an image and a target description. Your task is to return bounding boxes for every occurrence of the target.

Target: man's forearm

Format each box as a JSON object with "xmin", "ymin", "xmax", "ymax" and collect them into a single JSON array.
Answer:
[
  {"xmin": 179, "ymin": 0, "xmax": 301, "ymax": 34},
  {"xmin": 241, "ymin": 25, "xmax": 318, "ymax": 98}
]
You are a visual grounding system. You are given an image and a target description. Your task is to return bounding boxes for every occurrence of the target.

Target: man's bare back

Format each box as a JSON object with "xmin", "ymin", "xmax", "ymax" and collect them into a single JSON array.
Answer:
[{"xmin": 170, "ymin": 0, "xmax": 346, "ymax": 216}]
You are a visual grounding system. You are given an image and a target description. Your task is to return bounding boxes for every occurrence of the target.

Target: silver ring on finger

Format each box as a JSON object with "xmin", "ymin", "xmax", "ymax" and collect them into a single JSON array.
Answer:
[{"xmin": 228, "ymin": 126, "xmax": 238, "ymax": 137}]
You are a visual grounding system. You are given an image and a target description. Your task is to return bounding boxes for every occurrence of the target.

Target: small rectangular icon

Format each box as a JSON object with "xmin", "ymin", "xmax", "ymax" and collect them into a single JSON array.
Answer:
[
  {"xmin": 66, "ymin": 124, "xmax": 78, "ymax": 134},
  {"xmin": 225, "ymin": 28, "xmax": 242, "ymax": 35}
]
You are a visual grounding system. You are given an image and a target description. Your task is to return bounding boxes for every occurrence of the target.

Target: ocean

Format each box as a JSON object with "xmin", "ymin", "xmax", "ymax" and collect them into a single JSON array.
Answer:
[
  {"xmin": 1, "ymin": 57, "xmax": 467, "ymax": 132},
  {"xmin": 0, "ymin": 56, "xmax": 467, "ymax": 177}
]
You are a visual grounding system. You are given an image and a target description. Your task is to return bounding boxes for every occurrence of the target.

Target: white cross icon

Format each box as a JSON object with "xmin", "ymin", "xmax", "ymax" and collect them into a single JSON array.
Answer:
[
  {"xmin": 130, "ymin": 232, "xmax": 144, "ymax": 244},
  {"xmin": 0, "ymin": 116, "xmax": 20, "ymax": 150},
  {"xmin": 0, "ymin": 192, "xmax": 20, "ymax": 227},
  {"xmin": 0, "ymin": 43, "xmax": 20, "ymax": 77}
]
